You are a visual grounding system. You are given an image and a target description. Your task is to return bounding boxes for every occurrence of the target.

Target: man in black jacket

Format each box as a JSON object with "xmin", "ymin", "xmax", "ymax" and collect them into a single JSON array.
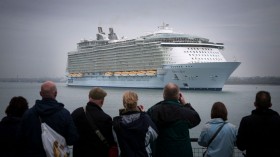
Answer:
[
  {"xmin": 236, "ymin": 91, "xmax": 280, "ymax": 157},
  {"xmin": 71, "ymin": 87, "xmax": 114, "ymax": 157}
]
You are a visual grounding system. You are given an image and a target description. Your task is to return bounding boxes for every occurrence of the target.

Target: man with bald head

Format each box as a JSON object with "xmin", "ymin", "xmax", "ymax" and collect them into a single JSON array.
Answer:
[
  {"xmin": 18, "ymin": 81, "xmax": 78, "ymax": 157},
  {"xmin": 147, "ymin": 82, "xmax": 201, "ymax": 157},
  {"xmin": 40, "ymin": 81, "xmax": 57, "ymax": 99}
]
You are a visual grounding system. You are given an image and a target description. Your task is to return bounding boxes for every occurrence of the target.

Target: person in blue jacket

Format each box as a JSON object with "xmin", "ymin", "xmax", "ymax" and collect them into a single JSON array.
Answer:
[
  {"xmin": 18, "ymin": 81, "xmax": 78, "ymax": 157},
  {"xmin": 198, "ymin": 102, "xmax": 236, "ymax": 157},
  {"xmin": 113, "ymin": 91, "xmax": 158, "ymax": 157}
]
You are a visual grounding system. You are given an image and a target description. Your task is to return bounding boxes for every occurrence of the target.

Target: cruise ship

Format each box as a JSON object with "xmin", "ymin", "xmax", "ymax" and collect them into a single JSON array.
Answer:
[{"xmin": 67, "ymin": 24, "xmax": 240, "ymax": 90}]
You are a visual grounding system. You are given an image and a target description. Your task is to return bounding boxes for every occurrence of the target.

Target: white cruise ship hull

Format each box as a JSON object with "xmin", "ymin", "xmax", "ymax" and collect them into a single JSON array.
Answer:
[{"xmin": 67, "ymin": 62, "xmax": 240, "ymax": 90}]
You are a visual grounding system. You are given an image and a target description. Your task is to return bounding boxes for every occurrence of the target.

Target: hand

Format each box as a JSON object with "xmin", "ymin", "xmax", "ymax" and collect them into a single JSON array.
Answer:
[
  {"xmin": 137, "ymin": 105, "xmax": 144, "ymax": 111},
  {"xmin": 179, "ymin": 92, "xmax": 186, "ymax": 105}
]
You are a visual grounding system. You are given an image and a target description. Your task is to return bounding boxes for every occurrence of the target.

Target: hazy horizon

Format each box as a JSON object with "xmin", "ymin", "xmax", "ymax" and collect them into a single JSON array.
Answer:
[{"xmin": 1, "ymin": 0, "xmax": 280, "ymax": 78}]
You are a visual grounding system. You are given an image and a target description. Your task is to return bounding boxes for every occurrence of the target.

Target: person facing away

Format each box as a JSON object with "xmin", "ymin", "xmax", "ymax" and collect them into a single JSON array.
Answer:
[
  {"xmin": 147, "ymin": 82, "xmax": 201, "ymax": 157},
  {"xmin": 71, "ymin": 87, "xmax": 115, "ymax": 157},
  {"xmin": 236, "ymin": 91, "xmax": 280, "ymax": 157},
  {"xmin": 198, "ymin": 102, "xmax": 237, "ymax": 157},
  {"xmin": 18, "ymin": 81, "xmax": 78, "ymax": 157},
  {"xmin": 113, "ymin": 91, "xmax": 158, "ymax": 157},
  {"xmin": 0, "ymin": 96, "xmax": 29, "ymax": 157}
]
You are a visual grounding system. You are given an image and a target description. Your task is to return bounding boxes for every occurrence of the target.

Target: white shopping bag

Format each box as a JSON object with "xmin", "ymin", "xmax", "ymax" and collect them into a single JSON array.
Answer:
[{"xmin": 41, "ymin": 122, "xmax": 69, "ymax": 157}]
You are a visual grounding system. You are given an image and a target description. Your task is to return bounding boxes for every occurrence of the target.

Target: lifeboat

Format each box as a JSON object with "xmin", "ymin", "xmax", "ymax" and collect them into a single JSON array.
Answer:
[
  {"xmin": 136, "ymin": 71, "xmax": 146, "ymax": 76},
  {"xmin": 69, "ymin": 73, "xmax": 83, "ymax": 77},
  {"xmin": 146, "ymin": 70, "xmax": 157, "ymax": 76},
  {"xmin": 129, "ymin": 71, "xmax": 137, "ymax": 76},
  {"xmin": 121, "ymin": 71, "xmax": 130, "ymax": 76},
  {"xmin": 105, "ymin": 72, "xmax": 113, "ymax": 76},
  {"xmin": 114, "ymin": 72, "xmax": 122, "ymax": 76}
]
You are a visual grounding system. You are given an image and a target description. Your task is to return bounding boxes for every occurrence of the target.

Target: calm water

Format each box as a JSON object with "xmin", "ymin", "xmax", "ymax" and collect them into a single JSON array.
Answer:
[{"xmin": 1, "ymin": 82, "xmax": 280, "ymax": 138}]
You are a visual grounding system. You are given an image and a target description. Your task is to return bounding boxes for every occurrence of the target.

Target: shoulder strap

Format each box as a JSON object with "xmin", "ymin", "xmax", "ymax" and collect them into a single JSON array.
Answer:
[
  {"xmin": 83, "ymin": 107, "xmax": 109, "ymax": 147},
  {"xmin": 207, "ymin": 122, "xmax": 226, "ymax": 147},
  {"xmin": 39, "ymin": 116, "xmax": 43, "ymax": 124}
]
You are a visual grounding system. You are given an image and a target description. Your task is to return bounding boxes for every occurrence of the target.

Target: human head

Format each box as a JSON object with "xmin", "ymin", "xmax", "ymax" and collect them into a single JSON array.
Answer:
[
  {"xmin": 123, "ymin": 91, "xmax": 138, "ymax": 110},
  {"xmin": 211, "ymin": 102, "xmax": 228, "ymax": 121},
  {"xmin": 254, "ymin": 91, "xmax": 272, "ymax": 109},
  {"xmin": 163, "ymin": 83, "xmax": 180, "ymax": 100},
  {"xmin": 88, "ymin": 87, "xmax": 107, "ymax": 107},
  {"xmin": 89, "ymin": 87, "xmax": 107, "ymax": 100},
  {"xmin": 5, "ymin": 96, "xmax": 29, "ymax": 117},
  {"xmin": 40, "ymin": 81, "xmax": 57, "ymax": 99}
]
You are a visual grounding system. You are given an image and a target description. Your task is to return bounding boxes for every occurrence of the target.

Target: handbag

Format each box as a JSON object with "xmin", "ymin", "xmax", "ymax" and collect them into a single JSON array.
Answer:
[
  {"xmin": 39, "ymin": 117, "xmax": 69, "ymax": 157},
  {"xmin": 203, "ymin": 122, "xmax": 226, "ymax": 157},
  {"xmin": 84, "ymin": 107, "xmax": 118, "ymax": 157}
]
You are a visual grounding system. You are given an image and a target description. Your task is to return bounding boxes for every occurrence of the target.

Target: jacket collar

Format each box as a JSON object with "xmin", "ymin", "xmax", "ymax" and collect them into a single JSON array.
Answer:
[
  {"xmin": 86, "ymin": 101, "xmax": 102, "ymax": 111},
  {"xmin": 162, "ymin": 99, "xmax": 181, "ymax": 105},
  {"xmin": 252, "ymin": 108, "xmax": 278, "ymax": 116}
]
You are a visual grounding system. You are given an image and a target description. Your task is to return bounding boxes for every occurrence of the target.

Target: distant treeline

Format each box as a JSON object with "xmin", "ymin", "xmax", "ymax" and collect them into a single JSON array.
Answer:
[
  {"xmin": 0, "ymin": 77, "xmax": 280, "ymax": 85},
  {"xmin": 226, "ymin": 76, "xmax": 280, "ymax": 85},
  {"xmin": 0, "ymin": 77, "xmax": 66, "ymax": 83}
]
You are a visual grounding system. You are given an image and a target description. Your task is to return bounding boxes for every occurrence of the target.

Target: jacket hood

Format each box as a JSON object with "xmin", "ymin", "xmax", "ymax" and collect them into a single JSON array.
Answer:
[
  {"xmin": 34, "ymin": 98, "xmax": 64, "ymax": 116},
  {"xmin": 117, "ymin": 111, "xmax": 147, "ymax": 131},
  {"xmin": 208, "ymin": 118, "xmax": 225, "ymax": 124}
]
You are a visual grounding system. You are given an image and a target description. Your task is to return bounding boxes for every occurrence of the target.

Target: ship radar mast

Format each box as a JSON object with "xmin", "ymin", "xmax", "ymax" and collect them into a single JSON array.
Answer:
[
  {"xmin": 155, "ymin": 22, "xmax": 173, "ymax": 33},
  {"xmin": 158, "ymin": 22, "xmax": 169, "ymax": 29}
]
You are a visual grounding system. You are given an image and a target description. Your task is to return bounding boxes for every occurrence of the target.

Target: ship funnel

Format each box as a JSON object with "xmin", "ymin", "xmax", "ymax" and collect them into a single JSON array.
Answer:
[
  {"xmin": 97, "ymin": 27, "xmax": 107, "ymax": 40},
  {"xmin": 108, "ymin": 28, "xmax": 118, "ymax": 40},
  {"xmin": 98, "ymin": 27, "xmax": 105, "ymax": 34}
]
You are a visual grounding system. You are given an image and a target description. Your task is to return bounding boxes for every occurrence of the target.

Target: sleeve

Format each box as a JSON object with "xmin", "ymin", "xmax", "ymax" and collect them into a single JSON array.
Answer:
[
  {"xmin": 17, "ymin": 112, "xmax": 29, "ymax": 153},
  {"xmin": 145, "ymin": 114, "xmax": 158, "ymax": 142},
  {"xmin": 65, "ymin": 110, "xmax": 79, "ymax": 145},
  {"xmin": 197, "ymin": 124, "xmax": 210, "ymax": 147},
  {"xmin": 104, "ymin": 116, "xmax": 115, "ymax": 146},
  {"xmin": 236, "ymin": 118, "xmax": 247, "ymax": 151},
  {"xmin": 182, "ymin": 103, "xmax": 201, "ymax": 128}
]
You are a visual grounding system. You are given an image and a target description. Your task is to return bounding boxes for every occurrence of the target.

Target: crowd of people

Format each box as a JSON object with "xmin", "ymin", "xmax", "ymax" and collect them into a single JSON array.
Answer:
[{"xmin": 0, "ymin": 81, "xmax": 279, "ymax": 157}]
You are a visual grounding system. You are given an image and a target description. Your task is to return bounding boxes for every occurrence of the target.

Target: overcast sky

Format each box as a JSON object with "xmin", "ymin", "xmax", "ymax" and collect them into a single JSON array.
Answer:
[{"xmin": 0, "ymin": 0, "xmax": 280, "ymax": 78}]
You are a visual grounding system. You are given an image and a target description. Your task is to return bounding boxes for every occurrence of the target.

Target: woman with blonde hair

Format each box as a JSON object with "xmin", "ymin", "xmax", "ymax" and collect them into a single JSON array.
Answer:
[{"xmin": 113, "ymin": 91, "xmax": 158, "ymax": 157}]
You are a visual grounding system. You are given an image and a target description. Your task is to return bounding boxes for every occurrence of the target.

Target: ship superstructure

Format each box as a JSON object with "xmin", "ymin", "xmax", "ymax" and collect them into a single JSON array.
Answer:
[{"xmin": 67, "ymin": 24, "xmax": 240, "ymax": 90}]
